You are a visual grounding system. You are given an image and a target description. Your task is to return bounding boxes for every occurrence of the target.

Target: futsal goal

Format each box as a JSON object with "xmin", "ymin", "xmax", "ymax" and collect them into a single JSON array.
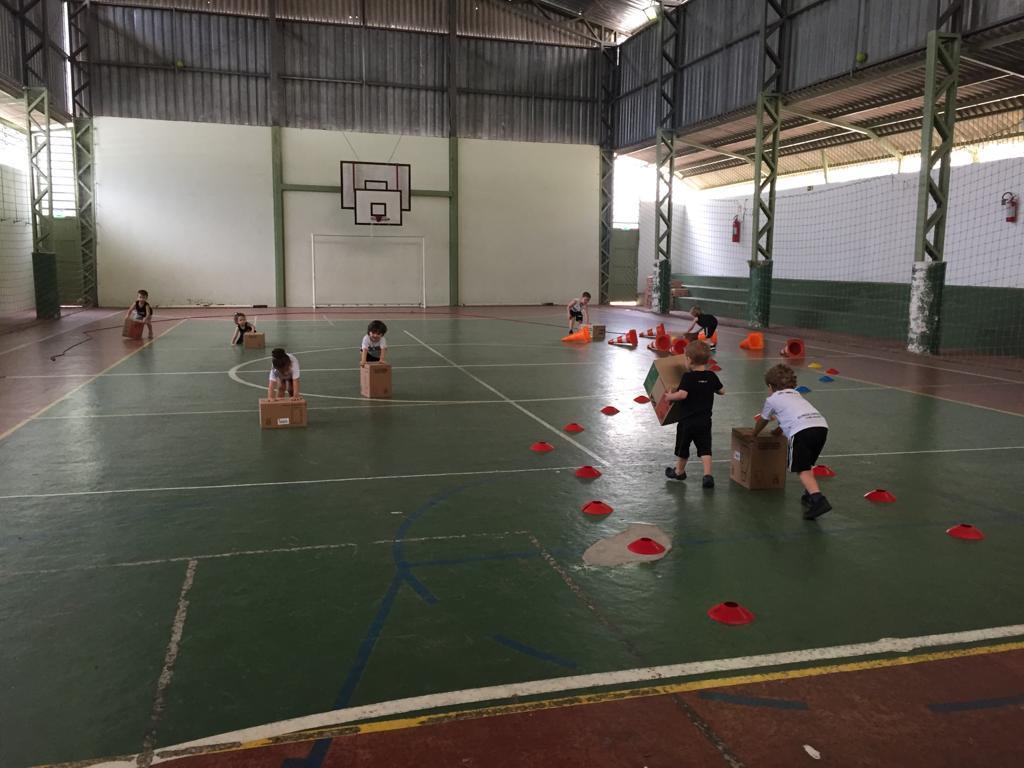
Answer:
[{"xmin": 310, "ymin": 233, "xmax": 426, "ymax": 308}]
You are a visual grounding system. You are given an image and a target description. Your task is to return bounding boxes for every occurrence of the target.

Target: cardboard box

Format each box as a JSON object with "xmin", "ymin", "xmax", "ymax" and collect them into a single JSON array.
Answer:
[
  {"xmin": 642, "ymin": 354, "xmax": 690, "ymax": 425},
  {"xmin": 587, "ymin": 324, "xmax": 606, "ymax": 341},
  {"xmin": 123, "ymin": 318, "xmax": 143, "ymax": 339},
  {"xmin": 730, "ymin": 428, "xmax": 788, "ymax": 489},
  {"xmin": 361, "ymin": 362, "xmax": 392, "ymax": 398},
  {"xmin": 259, "ymin": 397, "xmax": 307, "ymax": 429},
  {"xmin": 243, "ymin": 332, "xmax": 265, "ymax": 349}
]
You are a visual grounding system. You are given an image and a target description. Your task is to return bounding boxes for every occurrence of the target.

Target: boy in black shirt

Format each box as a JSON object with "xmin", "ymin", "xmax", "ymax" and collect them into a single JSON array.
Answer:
[
  {"xmin": 664, "ymin": 340, "xmax": 725, "ymax": 488},
  {"xmin": 684, "ymin": 305, "xmax": 718, "ymax": 350}
]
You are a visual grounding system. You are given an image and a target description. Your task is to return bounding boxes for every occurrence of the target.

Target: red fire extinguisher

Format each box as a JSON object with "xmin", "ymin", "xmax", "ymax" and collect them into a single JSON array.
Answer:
[
  {"xmin": 1002, "ymin": 192, "xmax": 1018, "ymax": 223},
  {"xmin": 731, "ymin": 215, "xmax": 741, "ymax": 243}
]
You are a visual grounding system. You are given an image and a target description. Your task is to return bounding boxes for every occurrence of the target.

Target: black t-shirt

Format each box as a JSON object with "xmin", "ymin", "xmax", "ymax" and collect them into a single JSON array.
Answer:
[
  {"xmin": 676, "ymin": 369, "xmax": 723, "ymax": 423},
  {"xmin": 695, "ymin": 313, "xmax": 717, "ymax": 331}
]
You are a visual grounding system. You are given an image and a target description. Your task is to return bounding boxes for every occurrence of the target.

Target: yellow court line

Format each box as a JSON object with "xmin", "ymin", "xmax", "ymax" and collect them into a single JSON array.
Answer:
[
  {"xmin": 147, "ymin": 639, "xmax": 1024, "ymax": 763},
  {"xmin": 0, "ymin": 319, "xmax": 186, "ymax": 444}
]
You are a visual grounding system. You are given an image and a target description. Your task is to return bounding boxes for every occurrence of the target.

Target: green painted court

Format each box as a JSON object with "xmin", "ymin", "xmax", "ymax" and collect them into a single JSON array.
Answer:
[{"xmin": 2, "ymin": 310, "xmax": 1022, "ymax": 767}]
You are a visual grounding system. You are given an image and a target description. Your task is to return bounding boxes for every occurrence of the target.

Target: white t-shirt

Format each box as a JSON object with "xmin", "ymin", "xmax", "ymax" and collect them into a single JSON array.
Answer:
[
  {"xmin": 568, "ymin": 300, "xmax": 584, "ymax": 315},
  {"xmin": 268, "ymin": 353, "xmax": 300, "ymax": 382},
  {"xmin": 361, "ymin": 335, "xmax": 388, "ymax": 356},
  {"xmin": 760, "ymin": 389, "xmax": 828, "ymax": 439}
]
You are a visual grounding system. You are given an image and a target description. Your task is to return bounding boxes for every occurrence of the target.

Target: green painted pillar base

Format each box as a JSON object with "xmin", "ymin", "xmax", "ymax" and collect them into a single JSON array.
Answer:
[
  {"xmin": 748, "ymin": 259, "xmax": 773, "ymax": 329},
  {"xmin": 655, "ymin": 259, "xmax": 671, "ymax": 314},
  {"xmin": 907, "ymin": 261, "xmax": 947, "ymax": 355},
  {"xmin": 32, "ymin": 251, "xmax": 61, "ymax": 320}
]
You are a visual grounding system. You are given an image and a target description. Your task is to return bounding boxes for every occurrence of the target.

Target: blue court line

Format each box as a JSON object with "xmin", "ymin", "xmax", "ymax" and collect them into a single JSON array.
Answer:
[
  {"xmin": 698, "ymin": 691, "xmax": 809, "ymax": 710},
  {"xmin": 928, "ymin": 693, "xmax": 1024, "ymax": 713},
  {"xmin": 492, "ymin": 634, "xmax": 578, "ymax": 669},
  {"xmin": 284, "ymin": 481, "xmax": 484, "ymax": 768}
]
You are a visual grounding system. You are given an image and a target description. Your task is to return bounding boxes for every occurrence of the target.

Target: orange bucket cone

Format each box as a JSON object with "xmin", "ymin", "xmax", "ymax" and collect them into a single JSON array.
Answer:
[
  {"xmin": 561, "ymin": 325, "xmax": 591, "ymax": 343},
  {"xmin": 740, "ymin": 332, "xmax": 764, "ymax": 351},
  {"xmin": 781, "ymin": 338, "xmax": 805, "ymax": 358},
  {"xmin": 670, "ymin": 337, "xmax": 688, "ymax": 355},
  {"xmin": 653, "ymin": 334, "xmax": 671, "ymax": 352}
]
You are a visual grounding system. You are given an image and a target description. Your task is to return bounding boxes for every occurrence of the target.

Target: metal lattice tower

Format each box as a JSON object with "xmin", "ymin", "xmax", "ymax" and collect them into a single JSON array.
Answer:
[
  {"xmin": 598, "ymin": 41, "xmax": 617, "ymax": 305},
  {"xmin": 907, "ymin": 29, "xmax": 960, "ymax": 354},
  {"xmin": 69, "ymin": 0, "xmax": 99, "ymax": 307},
  {"xmin": 748, "ymin": 0, "xmax": 788, "ymax": 329},
  {"xmin": 653, "ymin": 3, "xmax": 679, "ymax": 315}
]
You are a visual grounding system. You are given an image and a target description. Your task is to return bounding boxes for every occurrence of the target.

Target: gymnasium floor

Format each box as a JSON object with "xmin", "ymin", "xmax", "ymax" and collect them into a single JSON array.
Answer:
[{"xmin": 1, "ymin": 306, "xmax": 1023, "ymax": 767}]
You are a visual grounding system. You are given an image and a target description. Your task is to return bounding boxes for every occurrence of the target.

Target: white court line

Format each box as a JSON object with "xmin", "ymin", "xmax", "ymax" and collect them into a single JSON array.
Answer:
[
  {"xmin": 0, "ymin": 309, "xmax": 123, "ymax": 357},
  {"xmin": 5, "ymin": 446, "xmax": 1022, "ymax": 502},
  {"xmin": 405, "ymin": 330, "xmax": 608, "ymax": 465},
  {"xmin": 0, "ymin": 319, "xmax": 188, "ymax": 443},
  {"xmin": 321, "ymin": 313, "xmax": 337, "ymax": 327},
  {"xmin": 32, "ymin": 385, "xmax": 886, "ymax": 420},
  {"xmin": 746, "ymin": 327, "xmax": 1024, "ymax": 385},
  {"xmin": 3, "ymin": 531, "xmax": 529, "ymax": 578},
  {"xmin": 90, "ymin": 623, "xmax": 1024, "ymax": 765},
  {"xmin": 138, "ymin": 559, "xmax": 197, "ymax": 768}
]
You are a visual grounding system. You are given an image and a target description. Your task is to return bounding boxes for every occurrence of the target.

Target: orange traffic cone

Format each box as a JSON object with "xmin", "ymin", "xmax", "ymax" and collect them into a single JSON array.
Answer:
[
  {"xmin": 653, "ymin": 334, "xmax": 671, "ymax": 352},
  {"xmin": 562, "ymin": 325, "xmax": 591, "ymax": 343},
  {"xmin": 670, "ymin": 337, "xmax": 688, "ymax": 355},
  {"xmin": 608, "ymin": 329, "xmax": 639, "ymax": 347},
  {"xmin": 739, "ymin": 331, "xmax": 764, "ymax": 351},
  {"xmin": 639, "ymin": 323, "xmax": 665, "ymax": 339},
  {"xmin": 780, "ymin": 338, "xmax": 805, "ymax": 358}
]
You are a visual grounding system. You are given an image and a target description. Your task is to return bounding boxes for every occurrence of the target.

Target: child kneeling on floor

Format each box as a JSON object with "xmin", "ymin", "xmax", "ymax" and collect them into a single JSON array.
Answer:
[
  {"xmin": 268, "ymin": 347, "xmax": 301, "ymax": 399},
  {"xmin": 360, "ymin": 320, "xmax": 388, "ymax": 367},
  {"xmin": 753, "ymin": 364, "xmax": 831, "ymax": 520},
  {"xmin": 664, "ymin": 340, "xmax": 724, "ymax": 488}
]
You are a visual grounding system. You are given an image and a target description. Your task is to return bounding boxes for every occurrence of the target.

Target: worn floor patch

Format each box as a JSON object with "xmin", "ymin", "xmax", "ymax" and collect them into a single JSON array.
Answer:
[{"xmin": 582, "ymin": 522, "xmax": 672, "ymax": 566}]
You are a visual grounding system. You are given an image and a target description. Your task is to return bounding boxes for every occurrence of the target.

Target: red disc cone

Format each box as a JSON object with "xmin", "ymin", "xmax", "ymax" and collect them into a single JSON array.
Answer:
[
  {"xmin": 710, "ymin": 363, "xmax": 722, "ymax": 372},
  {"xmin": 947, "ymin": 523, "xmax": 984, "ymax": 540},
  {"xmin": 582, "ymin": 500, "xmax": 613, "ymax": 516},
  {"xmin": 864, "ymin": 488, "xmax": 896, "ymax": 502},
  {"xmin": 627, "ymin": 537, "xmax": 665, "ymax": 555},
  {"xmin": 812, "ymin": 464, "xmax": 836, "ymax": 477},
  {"xmin": 600, "ymin": 405, "xmax": 619, "ymax": 415},
  {"xmin": 563, "ymin": 422, "xmax": 584, "ymax": 433},
  {"xmin": 575, "ymin": 465, "xmax": 602, "ymax": 479},
  {"xmin": 826, "ymin": 368, "xmax": 840, "ymax": 375},
  {"xmin": 530, "ymin": 441, "xmax": 554, "ymax": 453},
  {"xmin": 708, "ymin": 601, "xmax": 755, "ymax": 626},
  {"xmin": 634, "ymin": 395, "xmax": 651, "ymax": 404}
]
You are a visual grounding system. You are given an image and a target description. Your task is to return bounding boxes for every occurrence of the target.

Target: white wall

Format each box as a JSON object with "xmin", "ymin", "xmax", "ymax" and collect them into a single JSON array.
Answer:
[
  {"xmin": 645, "ymin": 157, "xmax": 1024, "ymax": 288},
  {"xmin": 0, "ymin": 129, "xmax": 34, "ymax": 313},
  {"xmin": 93, "ymin": 118, "xmax": 603, "ymax": 307},
  {"xmin": 460, "ymin": 139, "xmax": 599, "ymax": 305},
  {"xmin": 281, "ymin": 129, "xmax": 450, "ymax": 307},
  {"xmin": 95, "ymin": 117, "xmax": 275, "ymax": 307}
]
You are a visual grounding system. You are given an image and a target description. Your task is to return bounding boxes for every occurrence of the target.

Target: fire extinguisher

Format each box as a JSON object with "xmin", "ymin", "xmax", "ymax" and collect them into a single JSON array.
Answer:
[
  {"xmin": 1002, "ymin": 192, "xmax": 1018, "ymax": 223},
  {"xmin": 731, "ymin": 215, "xmax": 741, "ymax": 243}
]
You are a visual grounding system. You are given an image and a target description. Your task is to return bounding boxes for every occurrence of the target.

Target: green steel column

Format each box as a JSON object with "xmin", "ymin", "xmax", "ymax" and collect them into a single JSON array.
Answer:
[
  {"xmin": 271, "ymin": 125, "xmax": 286, "ymax": 307},
  {"xmin": 448, "ymin": 136, "xmax": 460, "ymax": 306},
  {"xmin": 748, "ymin": 0, "xmax": 787, "ymax": 330},
  {"xmin": 447, "ymin": 0, "xmax": 459, "ymax": 307},
  {"xmin": 907, "ymin": 30, "xmax": 959, "ymax": 355},
  {"xmin": 653, "ymin": 4, "xmax": 679, "ymax": 315}
]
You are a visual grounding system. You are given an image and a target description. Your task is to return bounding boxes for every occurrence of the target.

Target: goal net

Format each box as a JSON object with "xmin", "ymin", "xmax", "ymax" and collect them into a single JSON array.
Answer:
[{"xmin": 311, "ymin": 233, "xmax": 426, "ymax": 308}]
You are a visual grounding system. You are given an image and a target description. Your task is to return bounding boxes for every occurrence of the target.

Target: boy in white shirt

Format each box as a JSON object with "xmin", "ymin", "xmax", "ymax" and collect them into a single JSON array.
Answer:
[
  {"xmin": 360, "ymin": 320, "xmax": 388, "ymax": 367},
  {"xmin": 753, "ymin": 364, "xmax": 831, "ymax": 520}
]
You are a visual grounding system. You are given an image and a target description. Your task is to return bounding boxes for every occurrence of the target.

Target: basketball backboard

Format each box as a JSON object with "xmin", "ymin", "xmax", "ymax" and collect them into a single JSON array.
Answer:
[{"xmin": 340, "ymin": 161, "xmax": 411, "ymax": 225}]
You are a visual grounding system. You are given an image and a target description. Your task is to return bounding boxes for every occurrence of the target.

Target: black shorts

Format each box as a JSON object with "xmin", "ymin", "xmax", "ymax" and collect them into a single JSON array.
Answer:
[
  {"xmin": 675, "ymin": 420, "xmax": 712, "ymax": 459},
  {"xmin": 365, "ymin": 352, "xmax": 380, "ymax": 363},
  {"xmin": 570, "ymin": 310, "xmax": 583, "ymax": 323},
  {"xmin": 790, "ymin": 427, "xmax": 828, "ymax": 472},
  {"xmin": 700, "ymin": 318, "xmax": 718, "ymax": 338}
]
